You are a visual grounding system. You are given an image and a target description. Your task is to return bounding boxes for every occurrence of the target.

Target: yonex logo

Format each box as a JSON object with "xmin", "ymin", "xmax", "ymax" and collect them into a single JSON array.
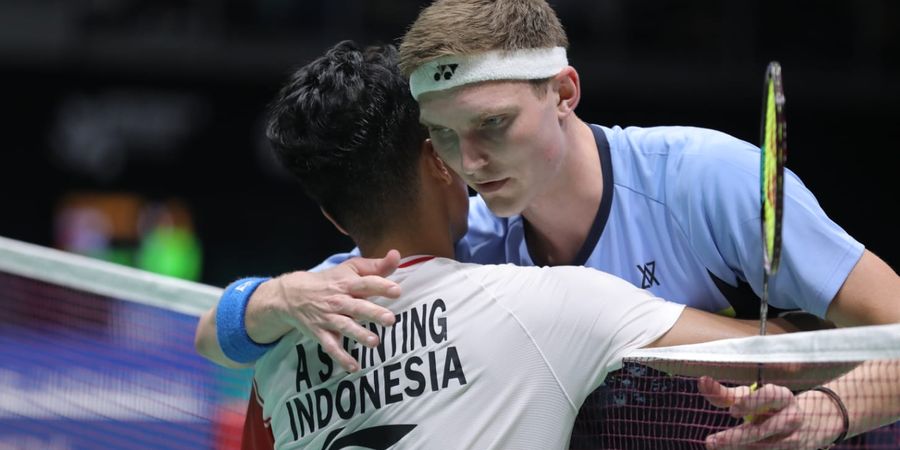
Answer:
[
  {"xmin": 235, "ymin": 280, "xmax": 255, "ymax": 292},
  {"xmin": 433, "ymin": 64, "xmax": 459, "ymax": 81},
  {"xmin": 636, "ymin": 261, "xmax": 660, "ymax": 289}
]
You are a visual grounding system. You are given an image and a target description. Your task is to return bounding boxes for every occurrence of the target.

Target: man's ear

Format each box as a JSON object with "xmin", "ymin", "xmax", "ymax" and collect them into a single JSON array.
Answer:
[
  {"xmin": 554, "ymin": 66, "xmax": 581, "ymax": 117},
  {"xmin": 320, "ymin": 206, "xmax": 350, "ymax": 236},
  {"xmin": 424, "ymin": 139, "xmax": 453, "ymax": 185}
]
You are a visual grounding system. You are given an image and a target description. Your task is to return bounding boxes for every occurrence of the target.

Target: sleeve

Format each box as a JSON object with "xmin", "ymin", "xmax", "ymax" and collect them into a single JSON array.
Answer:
[
  {"xmin": 667, "ymin": 129, "xmax": 864, "ymax": 318},
  {"xmin": 241, "ymin": 382, "xmax": 275, "ymax": 450},
  {"xmin": 500, "ymin": 265, "xmax": 685, "ymax": 403},
  {"xmin": 308, "ymin": 248, "xmax": 361, "ymax": 272},
  {"xmin": 453, "ymin": 195, "xmax": 510, "ymax": 264}
]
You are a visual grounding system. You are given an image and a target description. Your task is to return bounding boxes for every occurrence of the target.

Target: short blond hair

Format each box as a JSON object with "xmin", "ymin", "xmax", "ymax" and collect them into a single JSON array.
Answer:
[{"xmin": 399, "ymin": 0, "xmax": 569, "ymax": 77}]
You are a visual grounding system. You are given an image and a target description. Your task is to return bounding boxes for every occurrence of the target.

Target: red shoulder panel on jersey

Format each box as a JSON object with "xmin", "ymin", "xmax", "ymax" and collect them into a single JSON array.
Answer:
[{"xmin": 241, "ymin": 382, "xmax": 275, "ymax": 450}]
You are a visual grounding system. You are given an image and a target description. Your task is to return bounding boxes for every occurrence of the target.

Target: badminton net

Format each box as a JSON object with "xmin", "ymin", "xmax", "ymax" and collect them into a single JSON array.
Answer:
[
  {"xmin": 571, "ymin": 323, "xmax": 900, "ymax": 449},
  {"xmin": 0, "ymin": 235, "xmax": 252, "ymax": 449}
]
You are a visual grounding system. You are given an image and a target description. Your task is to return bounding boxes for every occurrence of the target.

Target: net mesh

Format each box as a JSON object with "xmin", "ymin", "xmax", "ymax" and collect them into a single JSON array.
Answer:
[
  {"xmin": 0, "ymin": 236, "xmax": 251, "ymax": 449},
  {"xmin": 571, "ymin": 325, "xmax": 900, "ymax": 449}
]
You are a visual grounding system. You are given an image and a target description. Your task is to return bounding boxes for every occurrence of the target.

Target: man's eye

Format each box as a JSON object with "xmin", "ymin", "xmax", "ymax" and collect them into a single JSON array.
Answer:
[{"xmin": 482, "ymin": 116, "xmax": 505, "ymax": 128}]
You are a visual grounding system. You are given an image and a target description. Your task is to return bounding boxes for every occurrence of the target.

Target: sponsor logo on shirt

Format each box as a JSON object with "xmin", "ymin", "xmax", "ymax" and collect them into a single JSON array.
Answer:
[{"xmin": 636, "ymin": 261, "xmax": 660, "ymax": 289}]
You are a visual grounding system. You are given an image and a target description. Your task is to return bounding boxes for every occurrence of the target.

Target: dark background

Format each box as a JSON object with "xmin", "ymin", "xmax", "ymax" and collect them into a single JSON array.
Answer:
[{"xmin": 1, "ymin": 0, "xmax": 897, "ymax": 286}]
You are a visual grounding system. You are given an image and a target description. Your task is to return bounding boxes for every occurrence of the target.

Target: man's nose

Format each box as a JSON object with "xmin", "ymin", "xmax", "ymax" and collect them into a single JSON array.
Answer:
[{"xmin": 460, "ymin": 139, "xmax": 489, "ymax": 175}]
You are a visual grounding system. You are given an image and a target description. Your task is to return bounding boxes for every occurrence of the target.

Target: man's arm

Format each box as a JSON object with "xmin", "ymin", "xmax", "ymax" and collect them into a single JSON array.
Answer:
[
  {"xmin": 194, "ymin": 251, "xmax": 402, "ymax": 370},
  {"xmin": 194, "ymin": 307, "xmax": 251, "ymax": 369},
  {"xmin": 826, "ymin": 249, "xmax": 900, "ymax": 327},
  {"xmin": 646, "ymin": 307, "xmax": 791, "ymax": 348}
]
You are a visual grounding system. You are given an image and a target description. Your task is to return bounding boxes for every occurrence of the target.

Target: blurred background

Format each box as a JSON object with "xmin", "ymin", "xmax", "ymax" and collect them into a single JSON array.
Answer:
[{"xmin": 1, "ymin": 0, "xmax": 898, "ymax": 286}]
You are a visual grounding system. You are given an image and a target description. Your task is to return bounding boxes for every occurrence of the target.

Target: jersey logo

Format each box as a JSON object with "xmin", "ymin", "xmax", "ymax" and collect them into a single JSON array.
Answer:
[
  {"xmin": 636, "ymin": 261, "xmax": 660, "ymax": 289},
  {"xmin": 235, "ymin": 280, "xmax": 255, "ymax": 292},
  {"xmin": 321, "ymin": 424, "xmax": 417, "ymax": 449},
  {"xmin": 433, "ymin": 64, "xmax": 458, "ymax": 81}
]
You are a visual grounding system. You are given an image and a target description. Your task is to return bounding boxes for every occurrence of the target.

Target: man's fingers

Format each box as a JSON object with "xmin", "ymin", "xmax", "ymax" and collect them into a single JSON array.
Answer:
[
  {"xmin": 328, "ymin": 314, "xmax": 381, "ymax": 348},
  {"xmin": 706, "ymin": 393, "xmax": 804, "ymax": 450},
  {"xmin": 346, "ymin": 249, "xmax": 402, "ymax": 278},
  {"xmin": 322, "ymin": 291, "xmax": 394, "ymax": 326},
  {"xmin": 336, "ymin": 291, "xmax": 396, "ymax": 326},
  {"xmin": 349, "ymin": 275, "xmax": 402, "ymax": 301},
  {"xmin": 707, "ymin": 419, "xmax": 775, "ymax": 449},
  {"xmin": 316, "ymin": 330, "xmax": 358, "ymax": 373},
  {"xmin": 706, "ymin": 422, "xmax": 759, "ymax": 450},
  {"xmin": 376, "ymin": 249, "xmax": 402, "ymax": 275},
  {"xmin": 698, "ymin": 376, "xmax": 754, "ymax": 409},
  {"xmin": 729, "ymin": 384, "xmax": 794, "ymax": 418},
  {"xmin": 699, "ymin": 376, "xmax": 736, "ymax": 408},
  {"xmin": 706, "ymin": 415, "xmax": 802, "ymax": 450}
]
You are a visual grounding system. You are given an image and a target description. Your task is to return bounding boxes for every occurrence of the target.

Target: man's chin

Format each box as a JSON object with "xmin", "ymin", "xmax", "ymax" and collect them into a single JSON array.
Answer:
[{"xmin": 481, "ymin": 195, "xmax": 525, "ymax": 218}]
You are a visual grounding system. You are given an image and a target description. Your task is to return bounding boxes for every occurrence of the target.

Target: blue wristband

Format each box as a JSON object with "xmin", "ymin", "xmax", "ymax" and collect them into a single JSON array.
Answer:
[{"xmin": 216, "ymin": 277, "xmax": 276, "ymax": 363}]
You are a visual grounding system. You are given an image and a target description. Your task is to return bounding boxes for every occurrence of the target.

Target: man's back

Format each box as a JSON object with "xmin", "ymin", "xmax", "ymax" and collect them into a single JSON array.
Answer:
[{"xmin": 254, "ymin": 256, "xmax": 684, "ymax": 449}]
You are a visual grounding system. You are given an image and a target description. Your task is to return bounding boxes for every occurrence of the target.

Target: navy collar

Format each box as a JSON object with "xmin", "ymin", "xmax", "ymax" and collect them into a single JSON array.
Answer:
[
  {"xmin": 571, "ymin": 125, "xmax": 614, "ymax": 266},
  {"xmin": 525, "ymin": 124, "xmax": 614, "ymax": 266}
]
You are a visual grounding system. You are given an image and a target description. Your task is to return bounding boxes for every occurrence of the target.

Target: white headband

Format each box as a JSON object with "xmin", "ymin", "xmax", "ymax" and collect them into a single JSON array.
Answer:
[{"xmin": 409, "ymin": 47, "xmax": 568, "ymax": 100}]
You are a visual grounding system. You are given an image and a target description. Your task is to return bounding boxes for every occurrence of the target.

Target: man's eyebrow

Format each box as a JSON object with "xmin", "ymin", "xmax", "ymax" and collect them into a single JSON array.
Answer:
[
  {"xmin": 419, "ymin": 106, "xmax": 519, "ymax": 129},
  {"xmin": 469, "ymin": 107, "xmax": 518, "ymax": 125}
]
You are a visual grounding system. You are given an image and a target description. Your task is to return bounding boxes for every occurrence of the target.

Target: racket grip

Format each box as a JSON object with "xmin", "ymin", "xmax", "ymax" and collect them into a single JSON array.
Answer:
[{"xmin": 743, "ymin": 382, "xmax": 760, "ymax": 423}]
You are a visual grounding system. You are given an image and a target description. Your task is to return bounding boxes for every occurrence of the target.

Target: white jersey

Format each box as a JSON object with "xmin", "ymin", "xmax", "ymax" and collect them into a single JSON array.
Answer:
[{"xmin": 253, "ymin": 256, "xmax": 685, "ymax": 449}]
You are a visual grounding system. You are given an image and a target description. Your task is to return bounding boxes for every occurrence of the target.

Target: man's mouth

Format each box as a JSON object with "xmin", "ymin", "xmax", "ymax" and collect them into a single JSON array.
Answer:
[{"xmin": 474, "ymin": 178, "xmax": 509, "ymax": 194}]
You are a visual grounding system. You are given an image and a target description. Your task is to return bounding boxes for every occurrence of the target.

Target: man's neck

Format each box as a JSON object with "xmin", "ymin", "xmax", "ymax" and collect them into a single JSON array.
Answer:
[
  {"xmin": 522, "ymin": 120, "xmax": 604, "ymax": 266},
  {"xmin": 357, "ymin": 217, "xmax": 456, "ymax": 262}
]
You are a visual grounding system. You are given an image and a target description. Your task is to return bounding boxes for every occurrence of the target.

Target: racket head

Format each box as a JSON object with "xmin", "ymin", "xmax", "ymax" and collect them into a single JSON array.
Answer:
[{"xmin": 760, "ymin": 62, "xmax": 787, "ymax": 275}]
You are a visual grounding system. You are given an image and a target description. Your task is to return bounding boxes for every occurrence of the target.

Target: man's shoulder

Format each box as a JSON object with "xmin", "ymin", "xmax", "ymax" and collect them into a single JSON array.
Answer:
[
  {"xmin": 457, "ymin": 263, "xmax": 626, "ymax": 296},
  {"xmin": 600, "ymin": 124, "xmax": 756, "ymax": 159},
  {"xmin": 599, "ymin": 124, "xmax": 759, "ymax": 203}
]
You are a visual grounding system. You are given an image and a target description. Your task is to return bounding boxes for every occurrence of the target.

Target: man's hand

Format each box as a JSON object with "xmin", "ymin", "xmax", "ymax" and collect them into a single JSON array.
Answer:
[
  {"xmin": 245, "ymin": 250, "xmax": 402, "ymax": 372},
  {"xmin": 698, "ymin": 376, "xmax": 844, "ymax": 449}
]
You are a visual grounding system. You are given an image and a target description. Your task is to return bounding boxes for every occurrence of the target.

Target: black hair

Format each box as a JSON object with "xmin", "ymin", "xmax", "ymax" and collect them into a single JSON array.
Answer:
[{"xmin": 267, "ymin": 40, "xmax": 427, "ymax": 240}]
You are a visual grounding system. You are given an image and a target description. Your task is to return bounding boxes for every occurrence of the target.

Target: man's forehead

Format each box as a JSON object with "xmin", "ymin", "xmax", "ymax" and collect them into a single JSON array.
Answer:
[{"xmin": 418, "ymin": 81, "xmax": 531, "ymax": 124}]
